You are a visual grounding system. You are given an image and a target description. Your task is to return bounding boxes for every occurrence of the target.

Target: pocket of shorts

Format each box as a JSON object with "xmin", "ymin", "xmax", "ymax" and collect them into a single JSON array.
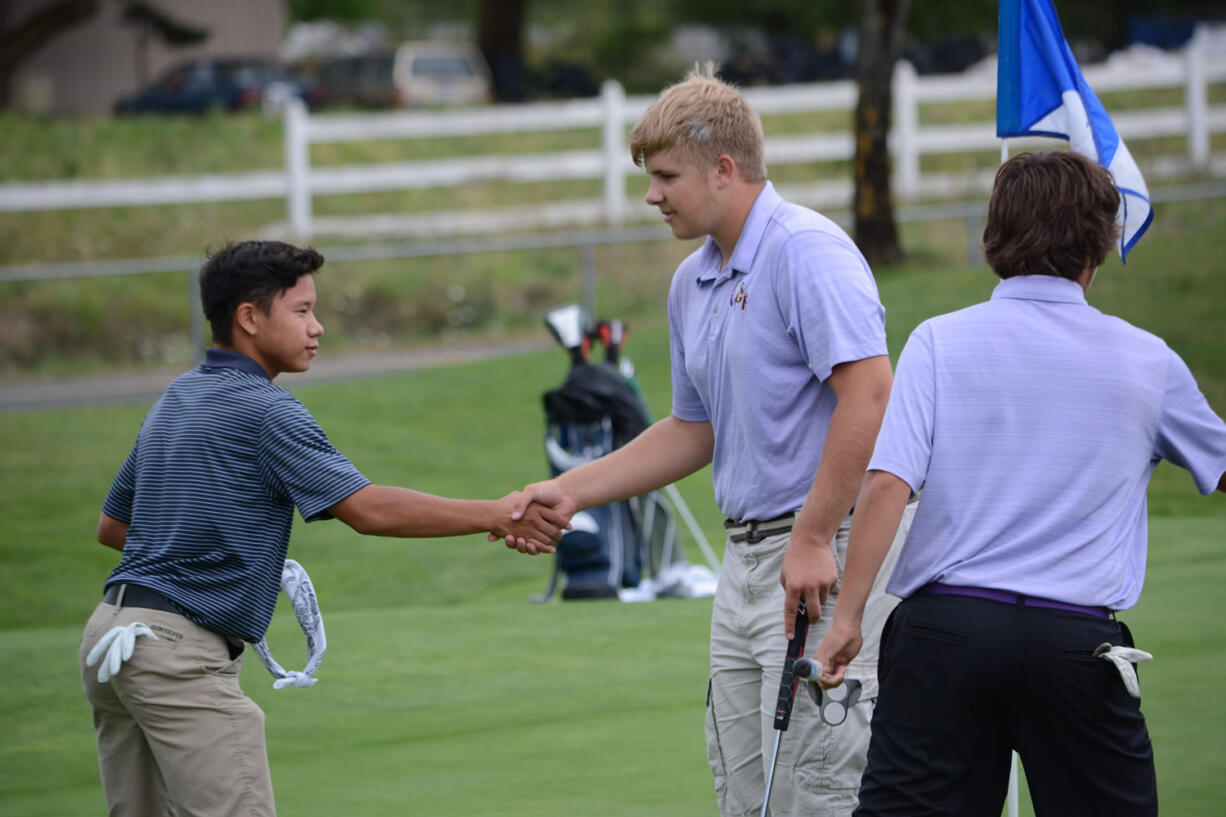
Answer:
[
  {"xmin": 200, "ymin": 634, "xmax": 244, "ymax": 676},
  {"xmin": 704, "ymin": 677, "xmax": 729, "ymax": 797}
]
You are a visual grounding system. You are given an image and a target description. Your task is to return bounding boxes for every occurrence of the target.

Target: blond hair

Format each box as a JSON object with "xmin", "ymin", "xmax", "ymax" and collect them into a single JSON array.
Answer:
[{"xmin": 629, "ymin": 64, "xmax": 766, "ymax": 182}]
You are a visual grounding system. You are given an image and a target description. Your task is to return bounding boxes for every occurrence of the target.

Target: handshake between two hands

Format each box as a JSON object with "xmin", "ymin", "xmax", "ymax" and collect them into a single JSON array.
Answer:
[{"xmin": 488, "ymin": 479, "xmax": 579, "ymax": 556}]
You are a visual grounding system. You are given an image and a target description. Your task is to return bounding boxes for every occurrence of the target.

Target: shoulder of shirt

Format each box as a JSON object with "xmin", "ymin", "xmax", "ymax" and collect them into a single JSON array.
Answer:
[
  {"xmin": 922, "ymin": 298, "xmax": 1171, "ymax": 351},
  {"xmin": 1095, "ymin": 309, "xmax": 1167, "ymax": 346},
  {"xmin": 766, "ymin": 199, "xmax": 854, "ymax": 245},
  {"xmin": 179, "ymin": 364, "xmax": 304, "ymax": 411}
]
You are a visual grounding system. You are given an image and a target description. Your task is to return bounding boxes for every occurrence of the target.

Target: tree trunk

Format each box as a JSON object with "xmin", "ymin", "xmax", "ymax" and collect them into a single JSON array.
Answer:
[
  {"xmin": 0, "ymin": 0, "xmax": 99, "ymax": 109},
  {"xmin": 853, "ymin": 0, "xmax": 911, "ymax": 266},
  {"xmin": 477, "ymin": 0, "xmax": 527, "ymax": 103}
]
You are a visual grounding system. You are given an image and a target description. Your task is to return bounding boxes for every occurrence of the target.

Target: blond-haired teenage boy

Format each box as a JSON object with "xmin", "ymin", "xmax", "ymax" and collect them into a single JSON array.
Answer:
[{"xmin": 516, "ymin": 68, "xmax": 911, "ymax": 816}]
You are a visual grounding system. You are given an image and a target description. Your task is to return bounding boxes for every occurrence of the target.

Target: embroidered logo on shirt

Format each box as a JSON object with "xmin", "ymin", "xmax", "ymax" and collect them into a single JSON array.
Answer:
[{"xmin": 730, "ymin": 282, "xmax": 749, "ymax": 311}]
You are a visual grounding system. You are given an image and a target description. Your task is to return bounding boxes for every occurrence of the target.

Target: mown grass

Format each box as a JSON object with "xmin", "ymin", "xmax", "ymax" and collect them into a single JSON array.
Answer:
[
  {"xmin": 0, "ymin": 338, "xmax": 1222, "ymax": 817},
  {"xmin": 3, "ymin": 529, "xmax": 1220, "ymax": 817}
]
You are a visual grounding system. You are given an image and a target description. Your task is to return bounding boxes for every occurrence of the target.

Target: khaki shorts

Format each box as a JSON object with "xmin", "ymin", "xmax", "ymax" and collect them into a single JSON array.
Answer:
[
  {"xmin": 80, "ymin": 595, "xmax": 275, "ymax": 817},
  {"xmin": 705, "ymin": 503, "xmax": 914, "ymax": 817}
]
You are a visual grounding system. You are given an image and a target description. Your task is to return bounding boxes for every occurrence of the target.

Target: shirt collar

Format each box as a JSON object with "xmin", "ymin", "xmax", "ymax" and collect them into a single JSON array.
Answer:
[
  {"xmin": 695, "ymin": 181, "xmax": 781, "ymax": 284},
  {"xmin": 203, "ymin": 348, "xmax": 271, "ymax": 380},
  {"xmin": 990, "ymin": 275, "xmax": 1088, "ymax": 305}
]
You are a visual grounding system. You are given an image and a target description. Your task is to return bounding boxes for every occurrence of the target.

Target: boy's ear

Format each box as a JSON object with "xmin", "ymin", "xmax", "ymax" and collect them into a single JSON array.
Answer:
[
  {"xmin": 714, "ymin": 154, "xmax": 736, "ymax": 189},
  {"xmin": 234, "ymin": 302, "xmax": 259, "ymax": 337}
]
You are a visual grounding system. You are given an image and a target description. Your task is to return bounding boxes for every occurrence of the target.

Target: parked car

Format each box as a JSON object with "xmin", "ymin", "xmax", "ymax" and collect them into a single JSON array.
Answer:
[
  {"xmin": 114, "ymin": 57, "xmax": 307, "ymax": 115},
  {"xmin": 306, "ymin": 41, "xmax": 492, "ymax": 109}
]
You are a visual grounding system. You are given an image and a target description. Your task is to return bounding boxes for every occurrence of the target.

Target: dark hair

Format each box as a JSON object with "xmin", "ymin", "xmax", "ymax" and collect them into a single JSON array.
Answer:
[
  {"xmin": 199, "ymin": 241, "xmax": 324, "ymax": 344},
  {"xmin": 982, "ymin": 151, "xmax": 1120, "ymax": 281}
]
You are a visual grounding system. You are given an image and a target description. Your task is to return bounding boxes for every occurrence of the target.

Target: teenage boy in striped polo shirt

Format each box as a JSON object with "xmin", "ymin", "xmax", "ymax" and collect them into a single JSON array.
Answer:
[
  {"xmin": 814, "ymin": 151, "xmax": 1226, "ymax": 816},
  {"xmin": 80, "ymin": 240, "xmax": 567, "ymax": 817}
]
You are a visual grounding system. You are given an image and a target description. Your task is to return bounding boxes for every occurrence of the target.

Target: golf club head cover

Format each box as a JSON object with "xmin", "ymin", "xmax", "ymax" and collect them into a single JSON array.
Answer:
[
  {"xmin": 544, "ymin": 304, "xmax": 590, "ymax": 352},
  {"xmin": 252, "ymin": 559, "xmax": 327, "ymax": 690},
  {"xmin": 85, "ymin": 622, "xmax": 160, "ymax": 683},
  {"xmin": 772, "ymin": 599, "xmax": 810, "ymax": 731}
]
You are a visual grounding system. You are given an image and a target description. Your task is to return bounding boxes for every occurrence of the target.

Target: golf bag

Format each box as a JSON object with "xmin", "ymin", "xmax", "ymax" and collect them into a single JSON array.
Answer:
[{"xmin": 535, "ymin": 305, "xmax": 696, "ymax": 601}]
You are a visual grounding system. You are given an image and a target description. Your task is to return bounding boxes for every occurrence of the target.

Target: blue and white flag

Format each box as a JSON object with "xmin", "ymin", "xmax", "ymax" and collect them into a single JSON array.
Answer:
[{"xmin": 997, "ymin": 0, "xmax": 1152, "ymax": 261}]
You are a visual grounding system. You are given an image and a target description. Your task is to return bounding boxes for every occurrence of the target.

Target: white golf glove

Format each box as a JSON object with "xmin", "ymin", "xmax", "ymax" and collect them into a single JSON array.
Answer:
[
  {"xmin": 252, "ymin": 559, "xmax": 326, "ymax": 690},
  {"xmin": 1094, "ymin": 642, "xmax": 1153, "ymax": 699},
  {"xmin": 85, "ymin": 622, "xmax": 159, "ymax": 683}
]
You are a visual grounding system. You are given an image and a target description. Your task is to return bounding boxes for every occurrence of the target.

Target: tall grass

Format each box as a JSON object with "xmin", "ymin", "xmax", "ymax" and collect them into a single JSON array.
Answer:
[{"xmin": 5, "ymin": 194, "xmax": 1223, "ymax": 382}]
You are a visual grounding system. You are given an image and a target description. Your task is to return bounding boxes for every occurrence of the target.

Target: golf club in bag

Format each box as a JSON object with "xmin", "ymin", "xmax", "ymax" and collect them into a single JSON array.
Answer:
[{"xmin": 532, "ymin": 304, "xmax": 721, "ymax": 602}]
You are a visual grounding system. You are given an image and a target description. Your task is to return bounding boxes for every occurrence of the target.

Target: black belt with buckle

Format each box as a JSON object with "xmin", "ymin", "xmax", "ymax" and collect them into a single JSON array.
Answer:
[
  {"xmin": 724, "ymin": 513, "xmax": 797, "ymax": 544},
  {"xmin": 103, "ymin": 583, "xmax": 183, "ymax": 615}
]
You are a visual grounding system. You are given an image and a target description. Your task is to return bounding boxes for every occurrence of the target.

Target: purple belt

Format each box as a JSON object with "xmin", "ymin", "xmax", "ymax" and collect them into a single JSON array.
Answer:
[{"xmin": 917, "ymin": 583, "xmax": 1112, "ymax": 620}]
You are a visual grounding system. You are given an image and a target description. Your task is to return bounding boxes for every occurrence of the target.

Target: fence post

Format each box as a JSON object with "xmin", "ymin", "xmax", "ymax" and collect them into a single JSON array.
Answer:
[
  {"xmin": 581, "ymin": 239, "xmax": 598, "ymax": 320},
  {"xmin": 285, "ymin": 98, "xmax": 312, "ymax": 236},
  {"xmin": 892, "ymin": 60, "xmax": 920, "ymax": 199},
  {"xmin": 187, "ymin": 263, "xmax": 204, "ymax": 363},
  {"xmin": 601, "ymin": 79, "xmax": 626, "ymax": 226},
  {"xmin": 1186, "ymin": 32, "xmax": 1209, "ymax": 171},
  {"xmin": 966, "ymin": 207, "xmax": 983, "ymax": 267}
]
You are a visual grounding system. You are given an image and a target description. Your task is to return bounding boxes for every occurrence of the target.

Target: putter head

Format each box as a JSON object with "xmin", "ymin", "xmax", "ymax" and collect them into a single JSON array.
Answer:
[
  {"xmin": 793, "ymin": 659, "xmax": 861, "ymax": 725},
  {"xmin": 819, "ymin": 679, "xmax": 862, "ymax": 726},
  {"xmin": 544, "ymin": 304, "xmax": 591, "ymax": 366}
]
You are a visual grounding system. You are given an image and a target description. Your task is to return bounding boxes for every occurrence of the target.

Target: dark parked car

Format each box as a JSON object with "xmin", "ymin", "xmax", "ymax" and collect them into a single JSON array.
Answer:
[{"xmin": 114, "ymin": 57, "xmax": 306, "ymax": 115}]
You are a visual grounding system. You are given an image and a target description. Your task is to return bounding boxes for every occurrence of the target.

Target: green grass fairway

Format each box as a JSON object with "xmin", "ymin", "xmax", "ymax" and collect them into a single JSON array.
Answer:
[{"xmin": 2, "ymin": 514, "xmax": 1223, "ymax": 816}]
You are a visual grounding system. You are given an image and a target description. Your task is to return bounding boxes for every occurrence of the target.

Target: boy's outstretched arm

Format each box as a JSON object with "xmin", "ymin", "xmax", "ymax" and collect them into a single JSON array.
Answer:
[{"xmin": 330, "ymin": 485, "xmax": 568, "ymax": 553}]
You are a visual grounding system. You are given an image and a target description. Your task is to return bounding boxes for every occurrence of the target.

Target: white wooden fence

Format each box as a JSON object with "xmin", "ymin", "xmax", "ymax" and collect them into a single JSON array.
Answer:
[{"xmin": 1, "ymin": 39, "xmax": 1223, "ymax": 241}]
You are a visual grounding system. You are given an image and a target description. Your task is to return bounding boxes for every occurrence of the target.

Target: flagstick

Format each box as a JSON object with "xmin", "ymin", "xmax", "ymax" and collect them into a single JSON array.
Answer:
[
  {"xmin": 1007, "ymin": 751, "xmax": 1019, "ymax": 817},
  {"xmin": 998, "ymin": 132, "xmax": 1021, "ymax": 817}
]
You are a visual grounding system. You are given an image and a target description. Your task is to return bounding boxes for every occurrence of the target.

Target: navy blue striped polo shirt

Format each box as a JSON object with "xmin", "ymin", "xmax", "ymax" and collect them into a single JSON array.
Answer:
[{"xmin": 102, "ymin": 349, "xmax": 370, "ymax": 642}]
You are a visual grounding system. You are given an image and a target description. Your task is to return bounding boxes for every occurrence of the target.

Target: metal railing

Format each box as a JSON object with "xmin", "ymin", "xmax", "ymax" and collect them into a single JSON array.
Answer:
[{"xmin": 4, "ymin": 182, "xmax": 1224, "ymax": 365}]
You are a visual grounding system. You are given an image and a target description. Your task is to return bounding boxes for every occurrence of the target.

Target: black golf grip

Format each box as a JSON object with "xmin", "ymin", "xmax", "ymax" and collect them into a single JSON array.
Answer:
[{"xmin": 772, "ymin": 598, "xmax": 810, "ymax": 731}]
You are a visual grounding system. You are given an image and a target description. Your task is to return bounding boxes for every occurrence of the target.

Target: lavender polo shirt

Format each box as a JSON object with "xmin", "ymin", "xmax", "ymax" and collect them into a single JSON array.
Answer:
[
  {"xmin": 668, "ymin": 182, "xmax": 887, "ymax": 522},
  {"xmin": 871, "ymin": 275, "xmax": 1226, "ymax": 610}
]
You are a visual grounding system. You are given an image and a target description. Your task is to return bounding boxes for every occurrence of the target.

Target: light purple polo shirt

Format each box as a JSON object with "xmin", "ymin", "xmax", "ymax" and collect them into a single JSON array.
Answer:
[
  {"xmin": 668, "ymin": 182, "xmax": 887, "ymax": 522},
  {"xmin": 872, "ymin": 275, "xmax": 1226, "ymax": 610}
]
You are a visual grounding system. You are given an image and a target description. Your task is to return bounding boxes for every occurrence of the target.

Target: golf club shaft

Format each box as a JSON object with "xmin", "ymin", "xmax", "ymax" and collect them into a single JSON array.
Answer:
[
  {"xmin": 759, "ymin": 599, "xmax": 810, "ymax": 817},
  {"xmin": 760, "ymin": 731, "xmax": 784, "ymax": 817}
]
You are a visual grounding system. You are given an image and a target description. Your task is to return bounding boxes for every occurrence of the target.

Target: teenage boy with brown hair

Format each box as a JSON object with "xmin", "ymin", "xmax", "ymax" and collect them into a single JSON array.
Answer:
[
  {"xmin": 814, "ymin": 151, "xmax": 1226, "ymax": 816},
  {"xmin": 81, "ymin": 240, "xmax": 565, "ymax": 817}
]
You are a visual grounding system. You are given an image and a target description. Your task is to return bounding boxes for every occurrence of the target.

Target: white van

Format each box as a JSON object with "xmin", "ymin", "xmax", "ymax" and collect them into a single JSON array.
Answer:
[
  {"xmin": 311, "ymin": 41, "xmax": 493, "ymax": 109},
  {"xmin": 392, "ymin": 41, "xmax": 493, "ymax": 107}
]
